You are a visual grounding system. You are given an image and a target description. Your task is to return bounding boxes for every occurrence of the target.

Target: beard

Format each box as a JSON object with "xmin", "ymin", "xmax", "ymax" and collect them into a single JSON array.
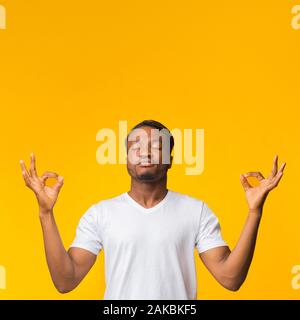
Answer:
[
  {"xmin": 126, "ymin": 163, "xmax": 169, "ymax": 182},
  {"xmin": 137, "ymin": 172, "xmax": 157, "ymax": 181}
]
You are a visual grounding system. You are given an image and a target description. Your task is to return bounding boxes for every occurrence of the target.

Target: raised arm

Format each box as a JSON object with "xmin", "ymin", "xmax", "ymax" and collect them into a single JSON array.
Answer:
[
  {"xmin": 20, "ymin": 153, "xmax": 97, "ymax": 293},
  {"xmin": 199, "ymin": 155, "xmax": 286, "ymax": 291}
]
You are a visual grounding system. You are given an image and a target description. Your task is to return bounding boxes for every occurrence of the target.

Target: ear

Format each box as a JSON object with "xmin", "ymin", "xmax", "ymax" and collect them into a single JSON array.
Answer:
[{"xmin": 168, "ymin": 155, "xmax": 173, "ymax": 169}]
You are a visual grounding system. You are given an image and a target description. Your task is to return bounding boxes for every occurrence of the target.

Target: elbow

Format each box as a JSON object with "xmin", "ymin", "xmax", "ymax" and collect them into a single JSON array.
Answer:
[
  {"xmin": 55, "ymin": 283, "xmax": 74, "ymax": 294},
  {"xmin": 225, "ymin": 281, "xmax": 242, "ymax": 292},
  {"xmin": 57, "ymin": 287, "xmax": 71, "ymax": 294},
  {"xmin": 220, "ymin": 275, "xmax": 245, "ymax": 292}
]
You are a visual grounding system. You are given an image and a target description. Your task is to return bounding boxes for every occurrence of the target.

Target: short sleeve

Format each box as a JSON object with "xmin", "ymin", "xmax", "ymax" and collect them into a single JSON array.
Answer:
[
  {"xmin": 195, "ymin": 202, "xmax": 228, "ymax": 254},
  {"xmin": 69, "ymin": 204, "xmax": 103, "ymax": 256}
]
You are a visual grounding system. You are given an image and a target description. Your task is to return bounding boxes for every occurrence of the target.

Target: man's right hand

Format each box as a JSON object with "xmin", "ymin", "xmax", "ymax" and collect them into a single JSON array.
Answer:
[{"xmin": 20, "ymin": 153, "xmax": 64, "ymax": 215}]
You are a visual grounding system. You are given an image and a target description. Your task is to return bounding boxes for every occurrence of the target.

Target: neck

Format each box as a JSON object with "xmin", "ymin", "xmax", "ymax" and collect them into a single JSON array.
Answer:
[{"xmin": 128, "ymin": 177, "xmax": 168, "ymax": 208}]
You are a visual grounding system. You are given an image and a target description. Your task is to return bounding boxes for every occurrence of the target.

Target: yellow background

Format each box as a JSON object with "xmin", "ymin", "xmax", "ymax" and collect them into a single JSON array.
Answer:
[{"xmin": 0, "ymin": 1, "xmax": 299, "ymax": 299}]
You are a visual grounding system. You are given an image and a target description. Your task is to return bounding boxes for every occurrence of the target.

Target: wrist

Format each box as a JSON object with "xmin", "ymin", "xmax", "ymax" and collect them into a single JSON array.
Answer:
[
  {"xmin": 248, "ymin": 207, "xmax": 263, "ymax": 218},
  {"xmin": 39, "ymin": 209, "xmax": 54, "ymax": 219}
]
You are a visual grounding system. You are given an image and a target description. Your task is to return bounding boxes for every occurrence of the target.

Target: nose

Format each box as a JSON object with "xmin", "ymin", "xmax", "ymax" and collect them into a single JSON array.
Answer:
[{"xmin": 139, "ymin": 143, "xmax": 152, "ymax": 160}]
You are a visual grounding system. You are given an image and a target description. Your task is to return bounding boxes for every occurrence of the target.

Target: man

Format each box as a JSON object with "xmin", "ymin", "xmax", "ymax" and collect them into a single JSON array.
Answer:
[{"xmin": 19, "ymin": 120, "xmax": 286, "ymax": 300}]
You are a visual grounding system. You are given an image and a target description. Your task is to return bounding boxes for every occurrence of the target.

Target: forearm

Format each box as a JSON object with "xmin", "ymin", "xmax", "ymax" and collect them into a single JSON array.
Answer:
[
  {"xmin": 222, "ymin": 208, "xmax": 262, "ymax": 289},
  {"xmin": 39, "ymin": 211, "xmax": 76, "ymax": 292}
]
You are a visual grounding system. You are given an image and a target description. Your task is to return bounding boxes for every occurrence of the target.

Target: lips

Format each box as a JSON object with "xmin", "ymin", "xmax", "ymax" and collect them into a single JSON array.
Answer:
[{"xmin": 139, "ymin": 162, "xmax": 154, "ymax": 167}]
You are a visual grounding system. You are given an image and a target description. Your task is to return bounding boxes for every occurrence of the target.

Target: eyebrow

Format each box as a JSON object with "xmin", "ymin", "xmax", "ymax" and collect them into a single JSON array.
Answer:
[{"xmin": 128, "ymin": 136, "xmax": 161, "ymax": 141}]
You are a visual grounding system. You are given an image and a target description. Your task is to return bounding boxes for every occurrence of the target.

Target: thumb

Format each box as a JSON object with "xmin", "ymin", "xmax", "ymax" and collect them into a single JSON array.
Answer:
[{"xmin": 53, "ymin": 176, "xmax": 64, "ymax": 193}]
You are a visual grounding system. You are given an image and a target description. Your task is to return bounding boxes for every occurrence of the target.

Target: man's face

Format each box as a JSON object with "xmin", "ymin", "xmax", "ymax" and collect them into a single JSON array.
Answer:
[{"xmin": 126, "ymin": 126, "xmax": 173, "ymax": 182}]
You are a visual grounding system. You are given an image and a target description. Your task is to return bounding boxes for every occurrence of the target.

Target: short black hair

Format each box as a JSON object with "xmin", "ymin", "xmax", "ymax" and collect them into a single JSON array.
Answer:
[{"xmin": 125, "ymin": 120, "xmax": 174, "ymax": 153}]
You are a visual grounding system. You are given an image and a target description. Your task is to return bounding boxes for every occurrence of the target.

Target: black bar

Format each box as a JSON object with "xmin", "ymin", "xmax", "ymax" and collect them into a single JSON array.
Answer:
[{"xmin": 0, "ymin": 300, "xmax": 299, "ymax": 319}]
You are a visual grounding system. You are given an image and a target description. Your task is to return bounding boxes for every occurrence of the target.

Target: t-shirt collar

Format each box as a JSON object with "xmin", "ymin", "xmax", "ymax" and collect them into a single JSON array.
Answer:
[{"xmin": 124, "ymin": 189, "xmax": 172, "ymax": 213}]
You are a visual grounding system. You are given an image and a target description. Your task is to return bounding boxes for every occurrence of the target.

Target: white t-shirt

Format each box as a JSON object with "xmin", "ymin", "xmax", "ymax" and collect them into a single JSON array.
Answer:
[{"xmin": 69, "ymin": 189, "xmax": 228, "ymax": 300}]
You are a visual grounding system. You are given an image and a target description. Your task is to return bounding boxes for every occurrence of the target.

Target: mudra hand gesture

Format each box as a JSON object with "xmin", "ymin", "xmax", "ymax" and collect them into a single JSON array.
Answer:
[
  {"xmin": 240, "ymin": 155, "xmax": 286, "ymax": 214},
  {"xmin": 20, "ymin": 153, "xmax": 64, "ymax": 215}
]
